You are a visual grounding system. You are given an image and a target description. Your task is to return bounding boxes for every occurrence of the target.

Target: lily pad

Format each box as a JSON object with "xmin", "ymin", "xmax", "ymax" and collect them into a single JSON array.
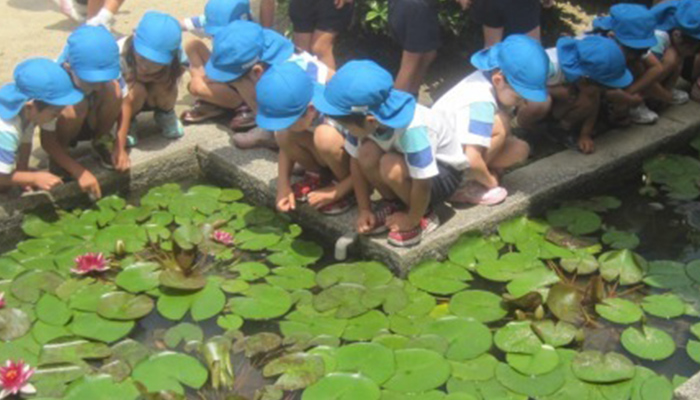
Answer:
[
  {"xmin": 159, "ymin": 270, "xmax": 207, "ymax": 290},
  {"xmin": 221, "ymin": 279, "xmax": 250, "ymax": 294},
  {"xmin": 506, "ymin": 345, "xmax": 560, "ymax": 376},
  {"xmin": 115, "ymin": 262, "xmax": 161, "ymax": 293},
  {"xmin": 69, "ymin": 311, "xmax": 134, "ymax": 343},
  {"xmin": 571, "ymin": 351, "xmax": 635, "ymax": 383},
  {"xmin": 164, "ymin": 323, "xmax": 204, "ymax": 348},
  {"xmin": 39, "ymin": 339, "xmax": 112, "ymax": 364},
  {"xmin": 229, "ymin": 284, "xmax": 292, "ymax": 320},
  {"xmin": 424, "ymin": 317, "xmax": 492, "ymax": 361},
  {"xmin": 132, "ymin": 351, "xmax": 209, "ymax": 395},
  {"xmin": 546, "ymin": 283, "xmax": 584, "ymax": 324},
  {"xmin": 506, "ymin": 268, "xmax": 560, "ymax": 298},
  {"xmin": 267, "ymin": 239, "xmax": 323, "ymax": 268},
  {"xmin": 96, "ymin": 292, "xmax": 154, "ymax": 320},
  {"xmin": 408, "ymin": 261, "xmax": 472, "ymax": 295},
  {"xmin": 217, "ymin": 314, "xmax": 244, "ymax": 331},
  {"xmin": 60, "ymin": 374, "xmax": 139, "ymax": 400},
  {"xmin": 336, "ymin": 342, "xmax": 396, "ymax": 385},
  {"xmin": 266, "ymin": 267, "xmax": 317, "ymax": 290},
  {"xmin": 547, "ymin": 206, "xmax": 602, "ymax": 235},
  {"xmin": 620, "ymin": 326, "xmax": 675, "ymax": 361},
  {"xmin": 157, "ymin": 277, "xmax": 226, "ymax": 321},
  {"xmin": 687, "ymin": 340, "xmax": 700, "ymax": 364},
  {"xmin": 0, "ymin": 308, "xmax": 31, "ymax": 341},
  {"xmin": 595, "ymin": 298, "xmax": 644, "ymax": 325},
  {"xmin": 450, "ymin": 353, "xmax": 498, "ymax": 381},
  {"xmin": 494, "ymin": 321, "xmax": 543, "ymax": 354},
  {"xmin": 233, "ymin": 332, "xmax": 282, "ymax": 357},
  {"xmin": 602, "ymin": 229, "xmax": 640, "ymax": 250},
  {"xmin": 302, "ymin": 372, "xmax": 381, "ymax": 400},
  {"xmin": 11, "ymin": 269, "xmax": 64, "ymax": 303},
  {"xmin": 36, "ymin": 293, "xmax": 72, "ymax": 326},
  {"xmin": 641, "ymin": 294, "xmax": 686, "ymax": 319},
  {"xmin": 643, "ymin": 261, "xmax": 689, "ymax": 289},
  {"xmin": 448, "ymin": 234, "xmax": 501, "ymax": 270},
  {"xmin": 686, "ymin": 260, "xmax": 700, "ymax": 284},
  {"xmin": 495, "ymin": 363, "xmax": 565, "ymax": 397},
  {"xmin": 281, "ymin": 310, "xmax": 348, "ymax": 339},
  {"xmin": 532, "ymin": 321, "xmax": 577, "ymax": 347},
  {"xmin": 449, "ymin": 290, "xmax": 507, "ymax": 323},
  {"xmin": 341, "ymin": 310, "xmax": 389, "ymax": 341},
  {"xmin": 560, "ymin": 253, "xmax": 600, "ymax": 275},
  {"xmin": 476, "ymin": 253, "xmax": 545, "ymax": 283},
  {"xmin": 598, "ymin": 250, "xmax": 647, "ymax": 285},
  {"xmin": 94, "ymin": 224, "xmax": 148, "ymax": 254},
  {"xmin": 69, "ymin": 281, "xmax": 116, "ymax": 312},
  {"xmin": 382, "ymin": 349, "xmax": 451, "ymax": 393},
  {"xmin": 640, "ymin": 376, "xmax": 673, "ymax": 400},
  {"xmin": 230, "ymin": 262, "xmax": 270, "ymax": 281},
  {"xmin": 263, "ymin": 352, "xmax": 326, "ymax": 391},
  {"xmin": 314, "ymin": 283, "xmax": 369, "ymax": 319},
  {"xmin": 236, "ymin": 227, "xmax": 282, "ymax": 251},
  {"xmin": 316, "ymin": 262, "xmax": 393, "ymax": 289}
]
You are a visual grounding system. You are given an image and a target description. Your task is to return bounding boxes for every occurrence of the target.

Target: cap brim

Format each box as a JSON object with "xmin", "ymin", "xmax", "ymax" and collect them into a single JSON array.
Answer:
[
  {"xmin": 471, "ymin": 47, "xmax": 499, "ymax": 71},
  {"xmin": 205, "ymin": 59, "xmax": 242, "ymax": 82},
  {"xmin": 511, "ymin": 83, "xmax": 548, "ymax": 103},
  {"xmin": 45, "ymin": 87, "xmax": 85, "ymax": 107},
  {"xmin": 592, "ymin": 16, "xmax": 613, "ymax": 31},
  {"xmin": 312, "ymin": 85, "xmax": 348, "ymax": 117},
  {"xmin": 599, "ymin": 68, "xmax": 634, "ymax": 88},
  {"xmin": 373, "ymin": 89, "xmax": 416, "ymax": 129},
  {"xmin": 0, "ymin": 84, "xmax": 28, "ymax": 120},
  {"xmin": 134, "ymin": 40, "xmax": 173, "ymax": 65},
  {"xmin": 204, "ymin": 24, "xmax": 222, "ymax": 36},
  {"xmin": 75, "ymin": 67, "xmax": 120, "ymax": 83},
  {"xmin": 617, "ymin": 36, "xmax": 657, "ymax": 49}
]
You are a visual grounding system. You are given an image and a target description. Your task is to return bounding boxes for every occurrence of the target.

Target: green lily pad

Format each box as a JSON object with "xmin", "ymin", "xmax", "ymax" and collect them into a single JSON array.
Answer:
[
  {"xmin": 620, "ymin": 326, "xmax": 675, "ymax": 361},
  {"xmin": 495, "ymin": 363, "xmax": 566, "ymax": 397},
  {"xmin": 336, "ymin": 342, "xmax": 396, "ymax": 385},
  {"xmin": 32, "ymin": 321, "xmax": 71, "ymax": 344},
  {"xmin": 220, "ymin": 279, "xmax": 250, "ymax": 294},
  {"xmin": 233, "ymin": 332, "xmax": 282, "ymax": 357},
  {"xmin": 265, "ymin": 267, "xmax": 317, "ymax": 290},
  {"xmin": 314, "ymin": 283, "xmax": 369, "ymax": 319},
  {"xmin": 532, "ymin": 321, "xmax": 577, "ymax": 347},
  {"xmin": 317, "ymin": 262, "xmax": 393, "ymax": 289},
  {"xmin": 476, "ymin": 253, "xmax": 545, "ymax": 282},
  {"xmin": 686, "ymin": 260, "xmax": 700, "ymax": 284},
  {"xmin": 11, "ymin": 269, "xmax": 64, "ymax": 303},
  {"xmin": 164, "ymin": 323, "xmax": 204, "ymax": 348},
  {"xmin": 448, "ymin": 234, "xmax": 501, "ymax": 270},
  {"xmin": 640, "ymin": 376, "xmax": 673, "ymax": 400},
  {"xmin": 69, "ymin": 311, "xmax": 134, "ymax": 343},
  {"xmin": 506, "ymin": 268, "xmax": 560, "ymax": 298},
  {"xmin": 0, "ymin": 257, "xmax": 24, "ymax": 280},
  {"xmin": 267, "ymin": 239, "xmax": 323, "ymax": 267},
  {"xmin": 96, "ymin": 292, "xmax": 154, "ymax": 320},
  {"xmin": 643, "ymin": 261, "xmax": 690, "ymax": 289},
  {"xmin": 382, "ymin": 349, "xmax": 451, "ymax": 393},
  {"xmin": 229, "ymin": 284, "xmax": 292, "ymax": 321},
  {"xmin": 132, "ymin": 351, "xmax": 209, "ymax": 395},
  {"xmin": 115, "ymin": 262, "xmax": 161, "ymax": 293},
  {"xmin": 263, "ymin": 352, "xmax": 326, "ymax": 390},
  {"xmin": 494, "ymin": 321, "xmax": 543, "ymax": 354},
  {"xmin": 595, "ymin": 298, "xmax": 644, "ymax": 325},
  {"xmin": 61, "ymin": 374, "xmax": 139, "ymax": 400},
  {"xmin": 571, "ymin": 351, "xmax": 635, "ymax": 383},
  {"xmin": 281, "ymin": 310, "xmax": 348, "ymax": 339},
  {"xmin": 449, "ymin": 290, "xmax": 507, "ymax": 323},
  {"xmin": 424, "ymin": 317, "xmax": 492, "ymax": 361},
  {"xmin": 302, "ymin": 372, "xmax": 381, "ymax": 400},
  {"xmin": 159, "ymin": 270, "xmax": 207, "ymax": 290},
  {"xmin": 389, "ymin": 314, "xmax": 431, "ymax": 336},
  {"xmin": 602, "ymin": 229, "xmax": 640, "ymax": 250},
  {"xmin": 450, "ymin": 353, "xmax": 498, "ymax": 381},
  {"xmin": 546, "ymin": 283, "xmax": 584, "ymax": 324},
  {"xmin": 36, "ymin": 293, "xmax": 72, "ymax": 326},
  {"xmin": 692, "ymin": 322, "xmax": 700, "ymax": 339},
  {"xmin": 498, "ymin": 216, "xmax": 548, "ymax": 244},
  {"xmin": 94, "ymin": 224, "xmax": 148, "ymax": 254},
  {"xmin": 598, "ymin": 250, "xmax": 647, "ymax": 285},
  {"xmin": 39, "ymin": 339, "xmax": 112, "ymax": 364},
  {"xmin": 408, "ymin": 261, "xmax": 471, "ymax": 295},
  {"xmin": 641, "ymin": 294, "xmax": 686, "ymax": 319},
  {"xmin": 687, "ymin": 340, "xmax": 700, "ymax": 364},
  {"xmin": 230, "ymin": 262, "xmax": 270, "ymax": 281},
  {"xmin": 69, "ymin": 281, "xmax": 115, "ymax": 312},
  {"xmin": 236, "ymin": 227, "xmax": 282, "ymax": 251},
  {"xmin": 342, "ymin": 310, "xmax": 389, "ymax": 341},
  {"xmin": 506, "ymin": 345, "xmax": 560, "ymax": 376},
  {"xmin": 157, "ymin": 277, "xmax": 226, "ymax": 321},
  {"xmin": 547, "ymin": 206, "xmax": 602, "ymax": 235},
  {"xmin": 560, "ymin": 253, "xmax": 600, "ymax": 275},
  {"xmin": 406, "ymin": 334, "xmax": 449, "ymax": 354},
  {"xmin": 172, "ymin": 223, "xmax": 204, "ymax": 251},
  {"xmin": 362, "ymin": 281, "xmax": 410, "ymax": 315},
  {"xmin": 0, "ymin": 308, "xmax": 31, "ymax": 341},
  {"xmin": 217, "ymin": 314, "xmax": 244, "ymax": 331}
]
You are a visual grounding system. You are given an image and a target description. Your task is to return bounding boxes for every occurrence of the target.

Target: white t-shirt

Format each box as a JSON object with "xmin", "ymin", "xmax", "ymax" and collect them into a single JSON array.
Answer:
[
  {"xmin": 650, "ymin": 30, "xmax": 671, "ymax": 59},
  {"xmin": 546, "ymin": 47, "xmax": 567, "ymax": 86},
  {"xmin": 0, "ymin": 115, "xmax": 40, "ymax": 174},
  {"xmin": 432, "ymin": 70, "xmax": 499, "ymax": 148},
  {"xmin": 286, "ymin": 51, "xmax": 329, "ymax": 85},
  {"xmin": 344, "ymin": 104, "xmax": 468, "ymax": 180}
]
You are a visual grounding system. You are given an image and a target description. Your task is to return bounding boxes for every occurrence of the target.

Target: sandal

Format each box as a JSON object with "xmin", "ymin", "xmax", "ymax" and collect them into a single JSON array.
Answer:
[
  {"xmin": 229, "ymin": 104, "xmax": 257, "ymax": 131},
  {"xmin": 180, "ymin": 101, "xmax": 227, "ymax": 124}
]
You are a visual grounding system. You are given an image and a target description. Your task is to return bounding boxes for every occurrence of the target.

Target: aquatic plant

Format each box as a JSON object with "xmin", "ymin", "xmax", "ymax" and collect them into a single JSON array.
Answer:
[
  {"xmin": 0, "ymin": 360, "xmax": 35, "ymax": 399},
  {"xmin": 71, "ymin": 253, "xmax": 110, "ymax": 275}
]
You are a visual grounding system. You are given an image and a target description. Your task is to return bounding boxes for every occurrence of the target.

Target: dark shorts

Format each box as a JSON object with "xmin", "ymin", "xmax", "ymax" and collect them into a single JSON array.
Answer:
[
  {"xmin": 289, "ymin": 0, "xmax": 354, "ymax": 33},
  {"xmin": 682, "ymin": 55, "xmax": 699, "ymax": 83},
  {"xmin": 389, "ymin": 0, "xmax": 441, "ymax": 53},
  {"xmin": 472, "ymin": 0, "xmax": 541, "ymax": 34},
  {"xmin": 430, "ymin": 163, "xmax": 462, "ymax": 205}
]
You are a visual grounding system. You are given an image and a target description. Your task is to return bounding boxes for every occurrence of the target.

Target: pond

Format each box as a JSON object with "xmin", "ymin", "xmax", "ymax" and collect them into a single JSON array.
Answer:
[{"xmin": 1, "ymin": 139, "xmax": 700, "ymax": 400}]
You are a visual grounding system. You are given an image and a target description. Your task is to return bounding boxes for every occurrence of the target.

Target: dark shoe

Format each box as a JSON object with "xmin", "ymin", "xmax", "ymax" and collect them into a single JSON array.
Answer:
[
  {"xmin": 367, "ymin": 199, "xmax": 404, "ymax": 235},
  {"xmin": 291, "ymin": 172, "xmax": 323, "ymax": 202},
  {"xmin": 92, "ymin": 136, "xmax": 114, "ymax": 170},
  {"xmin": 229, "ymin": 104, "xmax": 256, "ymax": 131},
  {"xmin": 180, "ymin": 100, "xmax": 227, "ymax": 124},
  {"xmin": 232, "ymin": 129, "xmax": 278, "ymax": 150}
]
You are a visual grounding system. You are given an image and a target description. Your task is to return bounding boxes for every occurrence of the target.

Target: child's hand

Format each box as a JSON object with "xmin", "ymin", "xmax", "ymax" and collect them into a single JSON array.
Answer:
[
  {"xmin": 357, "ymin": 209, "xmax": 376, "ymax": 234},
  {"xmin": 386, "ymin": 212, "xmax": 419, "ymax": 233},
  {"xmin": 334, "ymin": 0, "xmax": 353, "ymax": 9},
  {"xmin": 31, "ymin": 172, "xmax": 63, "ymax": 191},
  {"xmin": 308, "ymin": 186, "xmax": 338, "ymax": 209},
  {"xmin": 77, "ymin": 170, "xmax": 102, "ymax": 200},
  {"xmin": 455, "ymin": 0, "xmax": 472, "ymax": 10},
  {"xmin": 112, "ymin": 148, "xmax": 131, "ymax": 172},
  {"xmin": 577, "ymin": 136, "xmax": 595, "ymax": 154},
  {"xmin": 276, "ymin": 186, "xmax": 296, "ymax": 213}
]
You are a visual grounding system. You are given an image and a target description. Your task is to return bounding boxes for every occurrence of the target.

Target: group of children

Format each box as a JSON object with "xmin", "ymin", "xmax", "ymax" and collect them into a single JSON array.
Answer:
[{"xmin": 2, "ymin": 0, "xmax": 700, "ymax": 248}]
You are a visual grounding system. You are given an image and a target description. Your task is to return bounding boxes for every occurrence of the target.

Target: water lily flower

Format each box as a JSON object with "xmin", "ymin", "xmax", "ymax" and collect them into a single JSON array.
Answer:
[
  {"xmin": 0, "ymin": 360, "xmax": 35, "ymax": 399},
  {"xmin": 71, "ymin": 253, "xmax": 110, "ymax": 275},
  {"xmin": 212, "ymin": 230, "xmax": 234, "ymax": 246},
  {"xmin": 0, "ymin": 292, "xmax": 5, "ymax": 309}
]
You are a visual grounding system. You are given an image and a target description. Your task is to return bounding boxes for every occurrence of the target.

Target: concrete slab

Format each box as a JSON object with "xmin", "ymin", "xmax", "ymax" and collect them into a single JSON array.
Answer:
[{"xmin": 675, "ymin": 372, "xmax": 700, "ymax": 400}]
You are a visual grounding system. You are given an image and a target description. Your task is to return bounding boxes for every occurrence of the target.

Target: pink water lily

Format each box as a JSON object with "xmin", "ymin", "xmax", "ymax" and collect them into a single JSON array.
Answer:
[
  {"xmin": 0, "ymin": 360, "xmax": 35, "ymax": 399},
  {"xmin": 212, "ymin": 230, "xmax": 234, "ymax": 246},
  {"xmin": 0, "ymin": 292, "xmax": 5, "ymax": 309},
  {"xmin": 71, "ymin": 253, "xmax": 110, "ymax": 275}
]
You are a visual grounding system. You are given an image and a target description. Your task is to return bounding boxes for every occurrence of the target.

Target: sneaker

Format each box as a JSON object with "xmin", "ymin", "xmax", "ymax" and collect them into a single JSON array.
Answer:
[
  {"xmin": 449, "ymin": 181, "xmax": 508, "ymax": 206},
  {"xmin": 629, "ymin": 104, "xmax": 658, "ymax": 125},
  {"xmin": 155, "ymin": 110, "xmax": 185, "ymax": 139},
  {"xmin": 671, "ymin": 89, "xmax": 690, "ymax": 105},
  {"xmin": 366, "ymin": 199, "xmax": 404, "ymax": 235},
  {"xmin": 319, "ymin": 196, "xmax": 354, "ymax": 215},
  {"xmin": 92, "ymin": 136, "xmax": 114, "ymax": 170},
  {"xmin": 387, "ymin": 210, "xmax": 440, "ymax": 248},
  {"xmin": 291, "ymin": 172, "xmax": 322, "ymax": 202},
  {"xmin": 232, "ymin": 129, "xmax": 278, "ymax": 150},
  {"xmin": 52, "ymin": 0, "xmax": 86, "ymax": 22}
]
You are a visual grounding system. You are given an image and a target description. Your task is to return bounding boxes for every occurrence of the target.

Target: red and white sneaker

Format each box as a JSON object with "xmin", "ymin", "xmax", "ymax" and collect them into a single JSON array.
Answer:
[
  {"xmin": 291, "ymin": 172, "xmax": 322, "ymax": 202},
  {"xmin": 449, "ymin": 181, "xmax": 508, "ymax": 206},
  {"xmin": 387, "ymin": 210, "xmax": 440, "ymax": 248},
  {"xmin": 367, "ymin": 200, "xmax": 404, "ymax": 235},
  {"xmin": 319, "ymin": 196, "xmax": 355, "ymax": 215}
]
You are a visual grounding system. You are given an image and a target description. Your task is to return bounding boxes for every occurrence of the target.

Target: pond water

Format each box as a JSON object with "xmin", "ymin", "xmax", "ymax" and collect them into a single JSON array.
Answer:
[{"xmin": 2, "ymin": 143, "xmax": 700, "ymax": 400}]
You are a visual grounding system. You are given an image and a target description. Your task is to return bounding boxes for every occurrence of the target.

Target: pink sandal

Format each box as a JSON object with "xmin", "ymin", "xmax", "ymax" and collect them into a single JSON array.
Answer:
[{"xmin": 449, "ymin": 181, "xmax": 508, "ymax": 206}]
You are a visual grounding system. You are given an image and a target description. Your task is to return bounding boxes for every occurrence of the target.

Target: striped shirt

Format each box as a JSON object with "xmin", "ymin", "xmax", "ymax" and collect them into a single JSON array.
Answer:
[{"xmin": 0, "ymin": 115, "xmax": 35, "ymax": 174}]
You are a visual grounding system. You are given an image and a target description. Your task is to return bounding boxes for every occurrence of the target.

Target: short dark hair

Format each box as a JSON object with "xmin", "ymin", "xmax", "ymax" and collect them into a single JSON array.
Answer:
[{"xmin": 332, "ymin": 113, "xmax": 369, "ymax": 128}]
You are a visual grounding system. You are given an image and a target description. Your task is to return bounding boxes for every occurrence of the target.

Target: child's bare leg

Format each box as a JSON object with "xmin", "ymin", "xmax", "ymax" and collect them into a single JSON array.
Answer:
[
  {"xmin": 358, "ymin": 140, "xmax": 395, "ymax": 199},
  {"xmin": 54, "ymin": 101, "xmax": 90, "ymax": 148},
  {"xmin": 276, "ymin": 131, "xmax": 323, "ymax": 172},
  {"xmin": 87, "ymin": 0, "xmax": 105, "ymax": 17},
  {"xmin": 313, "ymin": 125, "xmax": 349, "ymax": 180},
  {"xmin": 487, "ymin": 136, "xmax": 530, "ymax": 171},
  {"xmin": 94, "ymin": 80, "xmax": 122, "ymax": 139},
  {"xmin": 311, "ymin": 30, "xmax": 338, "ymax": 71},
  {"xmin": 294, "ymin": 32, "xmax": 314, "ymax": 53},
  {"xmin": 147, "ymin": 82, "xmax": 178, "ymax": 112},
  {"xmin": 379, "ymin": 153, "xmax": 412, "ymax": 205},
  {"xmin": 185, "ymin": 39, "xmax": 243, "ymax": 110},
  {"xmin": 395, "ymin": 51, "xmax": 437, "ymax": 95}
]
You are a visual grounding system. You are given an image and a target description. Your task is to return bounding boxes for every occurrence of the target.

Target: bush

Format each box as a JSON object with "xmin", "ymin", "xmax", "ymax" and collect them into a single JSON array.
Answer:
[{"xmin": 357, "ymin": 0, "xmax": 470, "ymax": 38}]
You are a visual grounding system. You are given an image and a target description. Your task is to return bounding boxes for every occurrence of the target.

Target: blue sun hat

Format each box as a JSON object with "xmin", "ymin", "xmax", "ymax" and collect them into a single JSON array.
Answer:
[
  {"xmin": 653, "ymin": 0, "xmax": 700, "ymax": 39},
  {"xmin": 593, "ymin": 4, "xmax": 658, "ymax": 49},
  {"xmin": 471, "ymin": 34, "xmax": 549, "ymax": 102},
  {"xmin": 256, "ymin": 62, "xmax": 320, "ymax": 130},
  {"xmin": 557, "ymin": 36, "xmax": 633, "ymax": 88},
  {"xmin": 134, "ymin": 11, "xmax": 182, "ymax": 65},
  {"xmin": 204, "ymin": 0, "xmax": 252, "ymax": 36},
  {"xmin": 60, "ymin": 25, "xmax": 120, "ymax": 83},
  {"xmin": 0, "ymin": 58, "xmax": 84, "ymax": 120},
  {"xmin": 262, "ymin": 29, "xmax": 296, "ymax": 65},
  {"xmin": 205, "ymin": 20, "xmax": 265, "ymax": 82},
  {"xmin": 313, "ymin": 60, "xmax": 416, "ymax": 129}
]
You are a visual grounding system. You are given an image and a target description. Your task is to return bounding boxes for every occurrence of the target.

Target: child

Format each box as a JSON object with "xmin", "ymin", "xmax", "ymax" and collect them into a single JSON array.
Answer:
[
  {"xmin": 40, "ymin": 25, "xmax": 122, "ymax": 200},
  {"xmin": 593, "ymin": 3, "xmax": 664, "ymax": 125},
  {"xmin": 115, "ymin": 11, "xmax": 185, "ymax": 172},
  {"xmin": 432, "ymin": 35, "xmax": 548, "ymax": 205},
  {"xmin": 314, "ymin": 60, "xmax": 469, "ymax": 247},
  {"xmin": 180, "ymin": 0, "xmax": 255, "ymax": 127},
  {"xmin": 519, "ymin": 36, "xmax": 633, "ymax": 154},
  {"xmin": 650, "ymin": 0, "xmax": 700, "ymax": 104},
  {"xmin": 0, "ymin": 58, "xmax": 83, "ymax": 193},
  {"xmin": 52, "ymin": 0, "xmax": 125, "ymax": 29},
  {"xmin": 470, "ymin": 0, "xmax": 548, "ymax": 48},
  {"xmin": 206, "ymin": 20, "xmax": 328, "ymax": 149},
  {"xmin": 288, "ymin": 0, "xmax": 353, "ymax": 70},
  {"xmin": 256, "ymin": 62, "xmax": 353, "ymax": 214}
]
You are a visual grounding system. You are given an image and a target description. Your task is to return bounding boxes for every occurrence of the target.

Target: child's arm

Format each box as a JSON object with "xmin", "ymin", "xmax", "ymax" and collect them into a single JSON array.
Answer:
[
  {"xmin": 465, "ymin": 145, "xmax": 499, "ymax": 188},
  {"xmin": 0, "ymin": 171, "xmax": 62, "ymax": 191},
  {"xmin": 15, "ymin": 143, "xmax": 31, "ymax": 172},
  {"xmin": 627, "ymin": 54, "xmax": 664, "ymax": 96},
  {"xmin": 577, "ymin": 97, "xmax": 600, "ymax": 154},
  {"xmin": 351, "ymin": 158, "xmax": 376, "ymax": 234},
  {"xmin": 308, "ymin": 176, "xmax": 353, "ymax": 209},
  {"xmin": 276, "ymin": 147, "xmax": 296, "ymax": 212},
  {"xmin": 114, "ymin": 90, "xmax": 137, "ymax": 172},
  {"xmin": 40, "ymin": 131, "xmax": 102, "ymax": 199}
]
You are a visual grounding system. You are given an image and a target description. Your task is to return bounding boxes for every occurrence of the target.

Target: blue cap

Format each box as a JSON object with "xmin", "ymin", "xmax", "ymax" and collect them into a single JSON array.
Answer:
[
  {"xmin": 313, "ymin": 60, "xmax": 416, "ymax": 129},
  {"xmin": 256, "ymin": 62, "xmax": 319, "ymax": 130},
  {"xmin": 593, "ymin": 4, "xmax": 657, "ymax": 49},
  {"xmin": 206, "ymin": 20, "xmax": 265, "ymax": 82},
  {"xmin": 134, "ymin": 11, "xmax": 182, "ymax": 65},
  {"xmin": 0, "ymin": 58, "xmax": 84, "ymax": 120},
  {"xmin": 653, "ymin": 0, "xmax": 700, "ymax": 39},
  {"xmin": 262, "ymin": 29, "xmax": 295, "ymax": 64},
  {"xmin": 62, "ymin": 25, "xmax": 120, "ymax": 83},
  {"xmin": 204, "ymin": 0, "xmax": 252, "ymax": 36},
  {"xmin": 557, "ymin": 36, "xmax": 633, "ymax": 88},
  {"xmin": 471, "ymin": 34, "xmax": 549, "ymax": 102}
]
